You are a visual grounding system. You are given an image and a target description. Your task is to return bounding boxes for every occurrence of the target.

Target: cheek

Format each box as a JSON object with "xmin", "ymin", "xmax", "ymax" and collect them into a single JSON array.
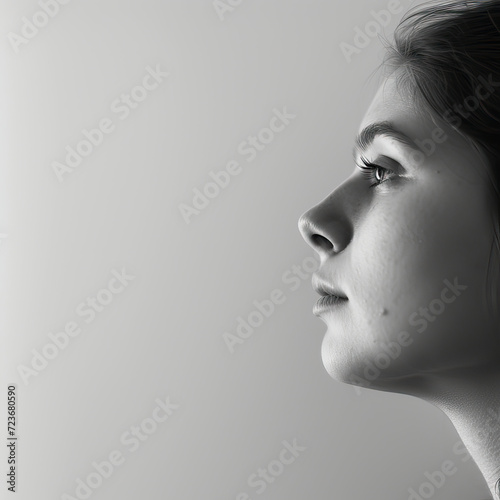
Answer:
[
  {"xmin": 351, "ymin": 181, "xmax": 491, "ymax": 315},
  {"xmin": 330, "ymin": 185, "xmax": 497, "ymax": 380},
  {"xmin": 348, "ymin": 207, "xmax": 423, "ymax": 332}
]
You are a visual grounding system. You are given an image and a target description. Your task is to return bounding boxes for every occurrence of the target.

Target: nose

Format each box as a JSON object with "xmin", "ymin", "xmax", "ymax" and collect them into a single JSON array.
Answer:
[{"xmin": 298, "ymin": 197, "xmax": 351, "ymax": 258}]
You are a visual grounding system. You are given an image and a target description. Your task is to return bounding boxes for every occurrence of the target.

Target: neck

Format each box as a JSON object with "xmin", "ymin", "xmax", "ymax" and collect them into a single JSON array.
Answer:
[{"xmin": 411, "ymin": 366, "xmax": 500, "ymax": 499}]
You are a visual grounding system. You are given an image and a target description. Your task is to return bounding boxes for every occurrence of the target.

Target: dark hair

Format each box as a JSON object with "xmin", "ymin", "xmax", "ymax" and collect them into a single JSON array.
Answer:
[{"xmin": 377, "ymin": 0, "xmax": 500, "ymax": 318}]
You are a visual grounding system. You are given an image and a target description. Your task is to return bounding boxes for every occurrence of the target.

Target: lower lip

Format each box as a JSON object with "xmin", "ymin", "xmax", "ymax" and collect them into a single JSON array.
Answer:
[{"xmin": 313, "ymin": 295, "xmax": 348, "ymax": 316}]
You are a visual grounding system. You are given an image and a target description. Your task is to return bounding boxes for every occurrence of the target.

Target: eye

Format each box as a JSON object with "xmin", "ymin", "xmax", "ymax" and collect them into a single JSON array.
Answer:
[{"xmin": 356, "ymin": 156, "xmax": 394, "ymax": 188}]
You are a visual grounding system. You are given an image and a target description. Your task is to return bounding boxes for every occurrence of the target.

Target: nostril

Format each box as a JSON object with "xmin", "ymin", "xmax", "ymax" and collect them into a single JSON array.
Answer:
[{"xmin": 312, "ymin": 234, "xmax": 334, "ymax": 251}]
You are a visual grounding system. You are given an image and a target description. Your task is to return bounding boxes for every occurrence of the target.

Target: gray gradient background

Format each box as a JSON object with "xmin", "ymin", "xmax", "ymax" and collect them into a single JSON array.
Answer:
[{"xmin": 0, "ymin": 0, "xmax": 492, "ymax": 499}]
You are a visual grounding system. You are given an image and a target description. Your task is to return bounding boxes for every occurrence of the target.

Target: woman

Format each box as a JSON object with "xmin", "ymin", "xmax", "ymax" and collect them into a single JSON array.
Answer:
[{"xmin": 298, "ymin": 1, "xmax": 500, "ymax": 498}]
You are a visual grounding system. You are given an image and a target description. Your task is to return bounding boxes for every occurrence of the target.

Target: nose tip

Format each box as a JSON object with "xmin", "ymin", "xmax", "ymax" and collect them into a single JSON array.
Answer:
[
  {"xmin": 298, "ymin": 214, "xmax": 335, "ymax": 252},
  {"xmin": 298, "ymin": 199, "xmax": 352, "ymax": 256},
  {"xmin": 297, "ymin": 213, "xmax": 310, "ymax": 242}
]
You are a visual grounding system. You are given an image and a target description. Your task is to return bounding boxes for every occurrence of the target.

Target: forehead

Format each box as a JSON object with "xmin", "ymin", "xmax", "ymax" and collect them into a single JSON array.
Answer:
[{"xmin": 359, "ymin": 76, "xmax": 434, "ymax": 143}]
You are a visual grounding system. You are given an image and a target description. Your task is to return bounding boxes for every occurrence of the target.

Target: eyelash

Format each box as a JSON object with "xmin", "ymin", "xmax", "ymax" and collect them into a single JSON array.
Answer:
[{"xmin": 356, "ymin": 156, "xmax": 393, "ymax": 188}]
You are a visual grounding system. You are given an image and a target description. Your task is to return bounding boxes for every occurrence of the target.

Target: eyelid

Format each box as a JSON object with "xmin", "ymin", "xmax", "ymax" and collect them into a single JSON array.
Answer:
[
  {"xmin": 356, "ymin": 154, "xmax": 403, "ymax": 173},
  {"xmin": 369, "ymin": 154, "xmax": 396, "ymax": 167}
]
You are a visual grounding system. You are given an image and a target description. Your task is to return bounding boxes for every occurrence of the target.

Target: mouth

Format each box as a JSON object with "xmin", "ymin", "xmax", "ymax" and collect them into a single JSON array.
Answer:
[
  {"xmin": 315, "ymin": 288, "xmax": 348, "ymax": 299},
  {"xmin": 312, "ymin": 277, "xmax": 348, "ymax": 300},
  {"xmin": 311, "ymin": 275, "xmax": 348, "ymax": 316},
  {"xmin": 313, "ymin": 294, "xmax": 348, "ymax": 316}
]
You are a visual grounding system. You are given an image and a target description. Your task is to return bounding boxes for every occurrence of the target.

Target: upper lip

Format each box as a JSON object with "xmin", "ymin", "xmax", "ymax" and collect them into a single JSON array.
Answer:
[{"xmin": 312, "ymin": 275, "xmax": 348, "ymax": 299}]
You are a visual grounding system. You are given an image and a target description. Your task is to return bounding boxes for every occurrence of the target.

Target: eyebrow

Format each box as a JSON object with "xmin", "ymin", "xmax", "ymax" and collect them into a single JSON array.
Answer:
[{"xmin": 352, "ymin": 121, "xmax": 416, "ymax": 160}]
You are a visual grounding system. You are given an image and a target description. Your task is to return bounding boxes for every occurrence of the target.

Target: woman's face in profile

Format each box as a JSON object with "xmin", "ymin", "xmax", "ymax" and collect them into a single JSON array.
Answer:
[{"xmin": 299, "ymin": 71, "xmax": 500, "ymax": 392}]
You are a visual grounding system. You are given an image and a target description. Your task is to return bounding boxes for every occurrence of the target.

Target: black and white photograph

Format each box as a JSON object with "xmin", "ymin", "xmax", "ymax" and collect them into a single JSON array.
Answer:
[{"xmin": 2, "ymin": 1, "xmax": 500, "ymax": 499}]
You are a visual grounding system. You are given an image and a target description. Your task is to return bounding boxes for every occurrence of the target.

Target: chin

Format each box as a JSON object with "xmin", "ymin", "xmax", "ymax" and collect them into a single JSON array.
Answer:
[
  {"xmin": 320, "ymin": 334, "xmax": 363, "ymax": 385},
  {"xmin": 320, "ymin": 331, "xmax": 419, "ymax": 393}
]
